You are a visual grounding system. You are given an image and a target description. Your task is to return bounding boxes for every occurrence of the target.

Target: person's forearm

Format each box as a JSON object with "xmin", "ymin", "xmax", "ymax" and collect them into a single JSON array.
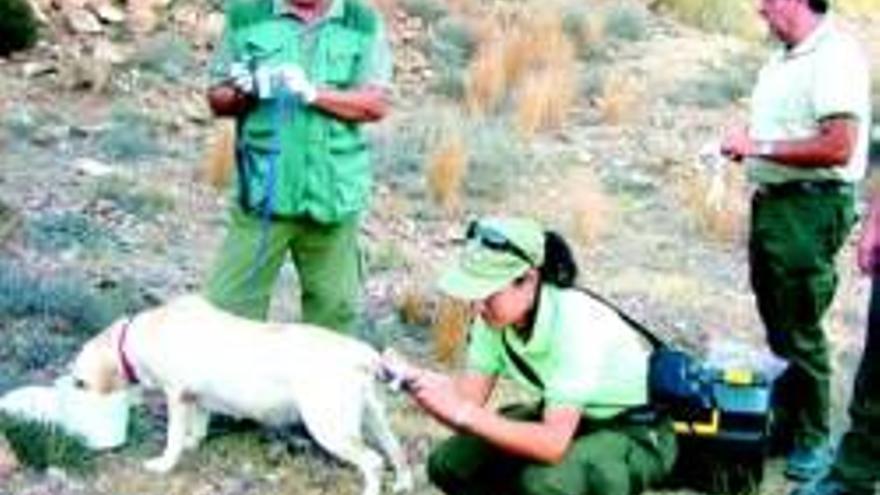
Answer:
[
  {"xmin": 753, "ymin": 118, "xmax": 857, "ymax": 168},
  {"xmin": 310, "ymin": 86, "xmax": 389, "ymax": 122},
  {"xmin": 459, "ymin": 405, "xmax": 571, "ymax": 464},
  {"xmin": 453, "ymin": 372, "xmax": 494, "ymax": 405}
]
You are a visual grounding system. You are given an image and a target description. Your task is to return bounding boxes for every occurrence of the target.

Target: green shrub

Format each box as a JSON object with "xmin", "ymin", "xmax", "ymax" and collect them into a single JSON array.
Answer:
[
  {"xmin": 25, "ymin": 211, "xmax": 123, "ymax": 253},
  {"xmin": 91, "ymin": 176, "xmax": 174, "ymax": 220},
  {"xmin": 561, "ymin": 5, "xmax": 609, "ymax": 62},
  {"xmin": 604, "ymin": 3, "xmax": 647, "ymax": 42},
  {"xmin": 97, "ymin": 104, "xmax": 162, "ymax": 162},
  {"xmin": 428, "ymin": 17, "xmax": 478, "ymax": 98},
  {"xmin": 0, "ymin": 0, "xmax": 39, "ymax": 57},
  {"xmin": 464, "ymin": 118, "xmax": 529, "ymax": 199},
  {"xmin": 667, "ymin": 52, "xmax": 760, "ymax": 108},
  {"xmin": 0, "ymin": 414, "xmax": 94, "ymax": 472},
  {"xmin": 0, "ymin": 260, "xmax": 116, "ymax": 335},
  {"xmin": 130, "ymin": 33, "xmax": 195, "ymax": 83}
]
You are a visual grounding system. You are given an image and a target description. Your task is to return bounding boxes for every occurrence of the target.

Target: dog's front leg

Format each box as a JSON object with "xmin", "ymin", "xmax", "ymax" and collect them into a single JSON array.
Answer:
[
  {"xmin": 145, "ymin": 389, "xmax": 191, "ymax": 473},
  {"xmin": 184, "ymin": 405, "xmax": 210, "ymax": 450}
]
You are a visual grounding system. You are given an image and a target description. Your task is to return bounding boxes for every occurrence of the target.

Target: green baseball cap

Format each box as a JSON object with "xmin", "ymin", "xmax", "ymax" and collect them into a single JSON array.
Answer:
[{"xmin": 438, "ymin": 217, "xmax": 545, "ymax": 300}]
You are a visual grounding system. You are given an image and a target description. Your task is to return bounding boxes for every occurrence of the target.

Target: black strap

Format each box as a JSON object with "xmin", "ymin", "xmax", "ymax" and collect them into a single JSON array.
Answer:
[{"xmin": 501, "ymin": 330, "xmax": 543, "ymax": 389}]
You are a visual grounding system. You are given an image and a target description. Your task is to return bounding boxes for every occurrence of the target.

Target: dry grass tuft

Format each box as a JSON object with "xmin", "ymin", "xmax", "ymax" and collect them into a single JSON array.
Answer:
[
  {"xmin": 427, "ymin": 129, "xmax": 469, "ymax": 213},
  {"xmin": 571, "ymin": 12, "xmax": 606, "ymax": 56},
  {"xmin": 201, "ymin": 119, "xmax": 236, "ymax": 189},
  {"xmin": 465, "ymin": 40, "xmax": 508, "ymax": 115},
  {"xmin": 514, "ymin": 64, "xmax": 577, "ymax": 136},
  {"xmin": 675, "ymin": 163, "xmax": 748, "ymax": 244},
  {"xmin": 396, "ymin": 283, "xmax": 434, "ymax": 327},
  {"xmin": 564, "ymin": 168, "xmax": 613, "ymax": 251},
  {"xmin": 596, "ymin": 71, "xmax": 642, "ymax": 125},
  {"xmin": 465, "ymin": 5, "xmax": 578, "ymax": 134},
  {"xmin": 430, "ymin": 297, "xmax": 471, "ymax": 364}
]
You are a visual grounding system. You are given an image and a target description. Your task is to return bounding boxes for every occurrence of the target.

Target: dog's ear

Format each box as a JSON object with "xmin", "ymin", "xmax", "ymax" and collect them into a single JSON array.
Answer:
[{"xmin": 71, "ymin": 320, "xmax": 127, "ymax": 394}]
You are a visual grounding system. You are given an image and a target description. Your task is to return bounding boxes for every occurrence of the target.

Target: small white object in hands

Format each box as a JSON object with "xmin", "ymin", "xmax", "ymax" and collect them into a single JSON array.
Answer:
[
  {"xmin": 697, "ymin": 140, "xmax": 727, "ymax": 211},
  {"xmin": 0, "ymin": 376, "xmax": 130, "ymax": 450},
  {"xmin": 278, "ymin": 64, "xmax": 318, "ymax": 104},
  {"xmin": 697, "ymin": 140, "xmax": 725, "ymax": 173},
  {"xmin": 228, "ymin": 62, "xmax": 255, "ymax": 94}
]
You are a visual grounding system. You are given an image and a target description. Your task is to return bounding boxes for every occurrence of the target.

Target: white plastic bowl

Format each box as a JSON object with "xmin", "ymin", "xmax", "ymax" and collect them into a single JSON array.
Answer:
[{"xmin": 0, "ymin": 378, "xmax": 129, "ymax": 450}]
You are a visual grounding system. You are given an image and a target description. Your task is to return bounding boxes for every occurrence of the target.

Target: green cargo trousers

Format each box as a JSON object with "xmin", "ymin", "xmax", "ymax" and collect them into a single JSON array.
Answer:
[
  {"xmin": 204, "ymin": 206, "xmax": 361, "ymax": 333},
  {"xmin": 827, "ymin": 279, "xmax": 880, "ymax": 493},
  {"xmin": 427, "ymin": 404, "xmax": 677, "ymax": 495},
  {"xmin": 749, "ymin": 186, "xmax": 855, "ymax": 450}
]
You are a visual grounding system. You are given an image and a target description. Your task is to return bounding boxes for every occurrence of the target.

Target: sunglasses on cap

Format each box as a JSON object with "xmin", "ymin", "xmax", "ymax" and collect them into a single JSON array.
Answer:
[{"xmin": 466, "ymin": 221, "xmax": 535, "ymax": 266}]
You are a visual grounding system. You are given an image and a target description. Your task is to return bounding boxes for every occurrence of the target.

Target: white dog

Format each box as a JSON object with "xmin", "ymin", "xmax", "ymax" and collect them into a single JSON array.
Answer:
[{"xmin": 70, "ymin": 294, "xmax": 413, "ymax": 495}]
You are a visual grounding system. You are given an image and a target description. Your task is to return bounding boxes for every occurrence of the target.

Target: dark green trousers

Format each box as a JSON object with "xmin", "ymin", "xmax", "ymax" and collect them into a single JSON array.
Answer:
[
  {"xmin": 204, "ymin": 207, "xmax": 361, "ymax": 333},
  {"xmin": 827, "ymin": 280, "xmax": 880, "ymax": 493},
  {"xmin": 749, "ymin": 187, "xmax": 855, "ymax": 449},
  {"xmin": 427, "ymin": 404, "xmax": 677, "ymax": 495}
]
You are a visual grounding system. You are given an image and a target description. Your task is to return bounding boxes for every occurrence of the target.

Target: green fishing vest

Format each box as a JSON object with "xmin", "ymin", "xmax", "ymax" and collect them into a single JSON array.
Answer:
[{"xmin": 225, "ymin": 0, "xmax": 378, "ymax": 222}]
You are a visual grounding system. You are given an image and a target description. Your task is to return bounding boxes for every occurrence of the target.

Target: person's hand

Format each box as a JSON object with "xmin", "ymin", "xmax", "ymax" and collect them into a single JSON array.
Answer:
[
  {"xmin": 407, "ymin": 369, "xmax": 474, "ymax": 429},
  {"xmin": 857, "ymin": 200, "xmax": 880, "ymax": 275},
  {"xmin": 207, "ymin": 83, "xmax": 254, "ymax": 117},
  {"xmin": 228, "ymin": 62, "xmax": 255, "ymax": 94},
  {"xmin": 720, "ymin": 124, "xmax": 755, "ymax": 162},
  {"xmin": 278, "ymin": 64, "xmax": 318, "ymax": 104}
]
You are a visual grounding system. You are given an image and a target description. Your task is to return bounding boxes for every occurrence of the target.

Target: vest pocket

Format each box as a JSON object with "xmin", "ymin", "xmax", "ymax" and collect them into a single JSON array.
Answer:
[
  {"xmin": 323, "ymin": 43, "xmax": 361, "ymax": 87},
  {"xmin": 243, "ymin": 35, "xmax": 284, "ymax": 65}
]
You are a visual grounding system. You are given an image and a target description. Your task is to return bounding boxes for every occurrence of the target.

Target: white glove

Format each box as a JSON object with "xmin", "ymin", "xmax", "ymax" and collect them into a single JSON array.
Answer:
[
  {"xmin": 278, "ymin": 64, "xmax": 318, "ymax": 104},
  {"xmin": 228, "ymin": 62, "xmax": 255, "ymax": 94},
  {"xmin": 254, "ymin": 65, "xmax": 281, "ymax": 100}
]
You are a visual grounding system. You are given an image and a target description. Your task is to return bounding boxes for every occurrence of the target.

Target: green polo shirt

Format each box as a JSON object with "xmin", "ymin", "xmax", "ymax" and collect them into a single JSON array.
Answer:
[
  {"xmin": 210, "ymin": 0, "xmax": 392, "ymax": 222},
  {"xmin": 746, "ymin": 15, "xmax": 871, "ymax": 185},
  {"xmin": 466, "ymin": 286, "xmax": 650, "ymax": 418}
]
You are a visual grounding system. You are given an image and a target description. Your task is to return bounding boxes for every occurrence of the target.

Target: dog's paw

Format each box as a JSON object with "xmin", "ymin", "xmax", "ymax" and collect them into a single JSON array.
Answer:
[
  {"xmin": 144, "ymin": 456, "xmax": 177, "ymax": 473},
  {"xmin": 391, "ymin": 472, "xmax": 414, "ymax": 493},
  {"xmin": 183, "ymin": 436, "xmax": 202, "ymax": 451}
]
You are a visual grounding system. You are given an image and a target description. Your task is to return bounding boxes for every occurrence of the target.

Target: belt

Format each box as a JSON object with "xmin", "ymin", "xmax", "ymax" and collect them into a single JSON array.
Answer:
[{"xmin": 755, "ymin": 180, "xmax": 854, "ymax": 198}]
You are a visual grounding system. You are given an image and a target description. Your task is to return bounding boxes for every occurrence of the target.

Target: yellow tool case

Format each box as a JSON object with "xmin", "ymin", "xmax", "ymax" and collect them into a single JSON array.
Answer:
[{"xmin": 665, "ymin": 368, "xmax": 773, "ymax": 494}]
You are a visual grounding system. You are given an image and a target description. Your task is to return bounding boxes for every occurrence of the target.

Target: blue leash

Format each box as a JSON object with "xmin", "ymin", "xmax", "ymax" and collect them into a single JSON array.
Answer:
[{"xmin": 244, "ymin": 83, "xmax": 296, "ymax": 289}]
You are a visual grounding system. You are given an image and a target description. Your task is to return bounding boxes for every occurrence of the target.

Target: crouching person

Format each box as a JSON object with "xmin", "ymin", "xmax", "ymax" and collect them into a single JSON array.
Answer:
[{"xmin": 387, "ymin": 217, "xmax": 677, "ymax": 495}]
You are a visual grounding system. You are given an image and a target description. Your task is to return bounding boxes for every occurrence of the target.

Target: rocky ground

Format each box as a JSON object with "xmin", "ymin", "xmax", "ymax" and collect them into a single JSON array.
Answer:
[{"xmin": 1, "ymin": 0, "xmax": 879, "ymax": 494}]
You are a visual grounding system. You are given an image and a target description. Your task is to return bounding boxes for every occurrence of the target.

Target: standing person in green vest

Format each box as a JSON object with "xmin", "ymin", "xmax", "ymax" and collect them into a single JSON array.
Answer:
[
  {"xmin": 382, "ymin": 217, "xmax": 677, "ymax": 495},
  {"xmin": 792, "ymin": 192, "xmax": 880, "ymax": 495},
  {"xmin": 719, "ymin": 0, "xmax": 871, "ymax": 482},
  {"xmin": 203, "ymin": 0, "xmax": 392, "ymax": 333}
]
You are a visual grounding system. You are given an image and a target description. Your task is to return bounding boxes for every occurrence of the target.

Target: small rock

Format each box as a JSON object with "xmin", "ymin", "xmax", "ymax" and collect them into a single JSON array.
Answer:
[
  {"xmin": 90, "ymin": 2, "xmax": 125, "ymax": 24},
  {"xmin": 21, "ymin": 61, "xmax": 57, "ymax": 78},
  {"xmin": 28, "ymin": 0, "xmax": 51, "ymax": 23},
  {"xmin": 72, "ymin": 157, "xmax": 115, "ymax": 177},
  {"xmin": 92, "ymin": 38, "xmax": 128, "ymax": 65},
  {"xmin": 64, "ymin": 7, "xmax": 104, "ymax": 34}
]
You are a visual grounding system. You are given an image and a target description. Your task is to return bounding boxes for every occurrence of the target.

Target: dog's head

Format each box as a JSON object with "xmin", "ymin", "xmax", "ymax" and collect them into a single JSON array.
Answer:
[{"xmin": 70, "ymin": 319, "xmax": 129, "ymax": 395}]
